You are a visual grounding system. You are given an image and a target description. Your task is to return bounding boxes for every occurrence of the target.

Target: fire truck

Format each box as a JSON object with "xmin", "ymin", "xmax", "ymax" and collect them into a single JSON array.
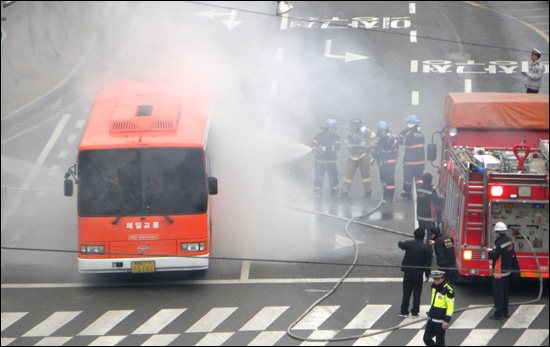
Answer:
[{"xmin": 428, "ymin": 93, "xmax": 549, "ymax": 279}]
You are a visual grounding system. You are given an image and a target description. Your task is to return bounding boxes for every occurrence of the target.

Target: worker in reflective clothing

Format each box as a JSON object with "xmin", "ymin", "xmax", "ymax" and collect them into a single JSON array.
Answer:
[
  {"xmin": 417, "ymin": 172, "xmax": 442, "ymax": 243},
  {"xmin": 522, "ymin": 48, "xmax": 544, "ymax": 94},
  {"xmin": 374, "ymin": 121, "xmax": 399, "ymax": 204},
  {"xmin": 399, "ymin": 115, "xmax": 425, "ymax": 199},
  {"xmin": 340, "ymin": 118, "xmax": 376, "ymax": 198},
  {"xmin": 424, "ymin": 270, "xmax": 454, "ymax": 346},
  {"xmin": 310, "ymin": 119, "xmax": 341, "ymax": 199},
  {"xmin": 488, "ymin": 221, "xmax": 514, "ymax": 320}
]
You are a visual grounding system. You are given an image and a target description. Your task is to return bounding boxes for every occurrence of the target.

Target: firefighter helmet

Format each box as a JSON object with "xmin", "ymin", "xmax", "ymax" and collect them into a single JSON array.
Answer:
[
  {"xmin": 322, "ymin": 119, "xmax": 337, "ymax": 129},
  {"xmin": 494, "ymin": 222, "xmax": 507, "ymax": 233},
  {"xmin": 350, "ymin": 118, "xmax": 363, "ymax": 127},
  {"xmin": 407, "ymin": 115, "xmax": 420, "ymax": 124},
  {"xmin": 377, "ymin": 121, "xmax": 389, "ymax": 133}
]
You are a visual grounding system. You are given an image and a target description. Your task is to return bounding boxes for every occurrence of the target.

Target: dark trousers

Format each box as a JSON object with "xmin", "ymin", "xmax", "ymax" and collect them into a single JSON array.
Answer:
[
  {"xmin": 401, "ymin": 272, "xmax": 423, "ymax": 315},
  {"xmin": 526, "ymin": 88, "xmax": 539, "ymax": 94},
  {"xmin": 493, "ymin": 276, "xmax": 510, "ymax": 317},
  {"xmin": 424, "ymin": 319, "xmax": 446, "ymax": 346},
  {"xmin": 403, "ymin": 163, "xmax": 424, "ymax": 193},
  {"xmin": 314, "ymin": 161, "xmax": 339, "ymax": 197},
  {"xmin": 379, "ymin": 162, "xmax": 396, "ymax": 201}
]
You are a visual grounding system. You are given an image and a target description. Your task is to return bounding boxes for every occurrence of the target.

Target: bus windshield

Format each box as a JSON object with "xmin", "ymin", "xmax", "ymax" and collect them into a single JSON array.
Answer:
[{"xmin": 78, "ymin": 148, "xmax": 207, "ymax": 217}]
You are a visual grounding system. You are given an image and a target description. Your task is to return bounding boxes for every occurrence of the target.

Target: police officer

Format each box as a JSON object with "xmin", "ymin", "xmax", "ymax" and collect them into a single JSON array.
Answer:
[
  {"xmin": 417, "ymin": 172, "xmax": 442, "ymax": 243},
  {"xmin": 374, "ymin": 121, "xmax": 399, "ymax": 204},
  {"xmin": 430, "ymin": 227, "xmax": 458, "ymax": 286},
  {"xmin": 488, "ymin": 221, "xmax": 514, "ymax": 320},
  {"xmin": 398, "ymin": 228, "xmax": 433, "ymax": 318},
  {"xmin": 341, "ymin": 118, "xmax": 377, "ymax": 198},
  {"xmin": 399, "ymin": 115, "xmax": 425, "ymax": 199},
  {"xmin": 423, "ymin": 270, "xmax": 455, "ymax": 346},
  {"xmin": 522, "ymin": 48, "xmax": 545, "ymax": 94},
  {"xmin": 310, "ymin": 119, "xmax": 342, "ymax": 199}
]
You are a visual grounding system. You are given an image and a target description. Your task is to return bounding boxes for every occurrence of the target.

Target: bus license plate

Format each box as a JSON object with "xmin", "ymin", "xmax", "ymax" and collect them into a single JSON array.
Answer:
[{"xmin": 131, "ymin": 261, "xmax": 155, "ymax": 273}]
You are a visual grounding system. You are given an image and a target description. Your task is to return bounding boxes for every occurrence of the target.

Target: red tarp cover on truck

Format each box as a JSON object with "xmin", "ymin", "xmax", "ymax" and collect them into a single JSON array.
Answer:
[{"xmin": 444, "ymin": 93, "xmax": 549, "ymax": 129}]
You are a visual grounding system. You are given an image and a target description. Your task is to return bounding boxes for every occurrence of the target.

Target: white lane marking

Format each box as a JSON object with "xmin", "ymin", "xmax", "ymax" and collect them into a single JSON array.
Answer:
[
  {"xmin": 460, "ymin": 329, "xmax": 498, "ymax": 346},
  {"xmin": 294, "ymin": 306, "xmax": 339, "ymax": 330},
  {"xmin": 345, "ymin": 305, "xmax": 391, "ymax": 330},
  {"xmin": 57, "ymin": 149, "xmax": 68, "ymax": 159},
  {"xmin": 88, "ymin": 335, "xmax": 127, "ymax": 346},
  {"xmin": 133, "ymin": 308, "xmax": 186, "ymax": 335},
  {"xmin": 410, "ymin": 30, "xmax": 417, "ymax": 43},
  {"xmin": 240, "ymin": 306, "xmax": 289, "ymax": 331},
  {"xmin": 78, "ymin": 310, "xmax": 134, "ymax": 336},
  {"xmin": 411, "ymin": 60, "xmax": 418, "ymax": 73},
  {"xmin": 67, "ymin": 134, "xmax": 77, "ymax": 143},
  {"xmin": 23, "ymin": 311, "xmax": 81, "ymax": 337},
  {"xmin": 280, "ymin": 13, "xmax": 289, "ymax": 30},
  {"xmin": 503, "ymin": 304, "xmax": 545, "ymax": 329},
  {"xmin": 276, "ymin": 47, "xmax": 284, "ymax": 62},
  {"xmin": 186, "ymin": 307, "xmax": 238, "ymax": 333},
  {"xmin": 411, "ymin": 91, "xmax": 419, "ymax": 105},
  {"xmin": 34, "ymin": 336, "xmax": 73, "ymax": 346},
  {"xmin": 2, "ymin": 113, "xmax": 71, "ymax": 235},
  {"xmin": 248, "ymin": 331, "xmax": 286, "ymax": 346},
  {"xmin": 75, "ymin": 119, "xmax": 86, "ymax": 128},
  {"xmin": 409, "ymin": 3, "xmax": 416, "ymax": 14},
  {"xmin": 514, "ymin": 329, "xmax": 549, "ymax": 346},
  {"xmin": 353, "ymin": 330, "xmax": 391, "ymax": 346},
  {"xmin": 1, "ymin": 312, "xmax": 28, "ymax": 331},
  {"xmin": 465, "ymin": 79, "xmax": 472, "ymax": 93},
  {"xmin": 195, "ymin": 332, "xmax": 234, "ymax": 346},
  {"xmin": 142, "ymin": 334, "xmax": 180, "ymax": 346},
  {"xmin": 301, "ymin": 330, "xmax": 338, "ymax": 346},
  {"xmin": 270, "ymin": 81, "xmax": 279, "ymax": 97},
  {"xmin": 240, "ymin": 260, "xmax": 251, "ymax": 280},
  {"xmin": 450, "ymin": 306, "xmax": 491, "ymax": 329},
  {"xmin": 1, "ymin": 277, "xmax": 405, "ymax": 289}
]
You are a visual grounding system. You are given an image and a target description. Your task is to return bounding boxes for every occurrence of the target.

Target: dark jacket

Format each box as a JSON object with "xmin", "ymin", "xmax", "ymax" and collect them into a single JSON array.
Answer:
[
  {"xmin": 398, "ymin": 125, "xmax": 425, "ymax": 165},
  {"xmin": 433, "ymin": 234, "xmax": 456, "ymax": 268},
  {"xmin": 311, "ymin": 130, "xmax": 341, "ymax": 162},
  {"xmin": 374, "ymin": 133, "xmax": 399, "ymax": 165},
  {"xmin": 398, "ymin": 238, "xmax": 433, "ymax": 277},
  {"xmin": 489, "ymin": 234, "xmax": 514, "ymax": 278},
  {"xmin": 417, "ymin": 181, "xmax": 442, "ymax": 223}
]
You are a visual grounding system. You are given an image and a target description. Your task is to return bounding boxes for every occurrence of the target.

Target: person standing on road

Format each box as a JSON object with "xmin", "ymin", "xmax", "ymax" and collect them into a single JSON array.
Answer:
[
  {"xmin": 310, "ymin": 119, "xmax": 342, "ymax": 199},
  {"xmin": 373, "ymin": 121, "xmax": 399, "ymax": 204},
  {"xmin": 399, "ymin": 115, "xmax": 425, "ymax": 199},
  {"xmin": 429, "ymin": 227, "xmax": 458, "ymax": 286},
  {"xmin": 423, "ymin": 270, "xmax": 455, "ymax": 346},
  {"xmin": 398, "ymin": 228, "xmax": 433, "ymax": 318},
  {"xmin": 522, "ymin": 48, "xmax": 544, "ymax": 94},
  {"xmin": 488, "ymin": 221, "xmax": 514, "ymax": 320},
  {"xmin": 417, "ymin": 172, "xmax": 442, "ymax": 243},
  {"xmin": 340, "ymin": 118, "xmax": 376, "ymax": 198}
]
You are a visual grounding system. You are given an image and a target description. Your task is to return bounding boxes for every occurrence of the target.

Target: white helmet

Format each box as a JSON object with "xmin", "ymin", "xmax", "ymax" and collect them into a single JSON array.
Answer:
[{"xmin": 494, "ymin": 222, "xmax": 507, "ymax": 233}]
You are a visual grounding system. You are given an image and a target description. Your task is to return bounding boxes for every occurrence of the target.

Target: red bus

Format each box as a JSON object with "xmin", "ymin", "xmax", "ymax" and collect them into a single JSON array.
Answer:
[{"xmin": 64, "ymin": 80, "xmax": 217, "ymax": 273}]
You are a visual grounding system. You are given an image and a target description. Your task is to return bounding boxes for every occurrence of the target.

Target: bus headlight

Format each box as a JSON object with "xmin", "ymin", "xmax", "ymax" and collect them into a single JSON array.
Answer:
[
  {"xmin": 181, "ymin": 242, "xmax": 206, "ymax": 252},
  {"xmin": 80, "ymin": 245, "xmax": 105, "ymax": 254}
]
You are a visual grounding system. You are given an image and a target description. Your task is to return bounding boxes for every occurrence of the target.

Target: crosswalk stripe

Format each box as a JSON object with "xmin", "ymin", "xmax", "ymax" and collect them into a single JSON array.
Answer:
[
  {"xmin": 450, "ymin": 306, "xmax": 491, "ymax": 329},
  {"xmin": 294, "ymin": 306, "xmax": 339, "ymax": 330},
  {"xmin": 1, "ymin": 338, "xmax": 17, "ymax": 346},
  {"xmin": 352, "ymin": 330, "xmax": 391, "ymax": 346},
  {"xmin": 239, "ymin": 306, "xmax": 288, "ymax": 331},
  {"xmin": 34, "ymin": 336, "xmax": 72, "ymax": 346},
  {"xmin": 407, "ymin": 330, "xmax": 426, "ymax": 346},
  {"xmin": 300, "ymin": 330, "xmax": 338, "ymax": 346},
  {"xmin": 1, "ymin": 312, "xmax": 28, "ymax": 332},
  {"xmin": 78, "ymin": 310, "xmax": 134, "ymax": 336},
  {"xmin": 460, "ymin": 329, "xmax": 498, "ymax": 346},
  {"xmin": 195, "ymin": 332, "xmax": 234, "ymax": 346},
  {"xmin": 503, "ymin": 305, "xmax": 545, "ymax": 329},
  {"xmin": 22, "ymin": 311, "xmax": 81, "ymax": 337},
  {"xmin": 141, "ymin": 333, "xmax": 180, "ymax": 346},
  {"xmin": 186, "ymin": 307, "xmax": 237, "ymax": 333},
  {"xmin": 401, "ymin": 305, "xmax": 430, "ymax": 329},
  {"xmin": 247, "ymin": 331, "xmax": 286, "ymax": 346},
  {"xmin": 132, "ymin": 309, "xmax": 186, "ymax": 334},
  {"xmin": 514, "ymin": 329, "xmax": 549, "ymax": 346},
  {"xmin": 345, "ymin": 305, "xmax": 391, "ymax": 330},
  {"xmin": 88, "ymin": 335, "xmax": 127, "ymax": 346}
]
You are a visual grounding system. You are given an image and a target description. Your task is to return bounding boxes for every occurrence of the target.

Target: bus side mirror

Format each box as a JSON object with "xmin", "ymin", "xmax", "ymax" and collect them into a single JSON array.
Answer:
[
  {"xmin": 427, "ymin": 144, "xmax": 437, "ymax": 162},
  {"xmin": 208, "ymin": 177, "xmax": 218, "ymax": 195},
  {"xmin": 64, "ymin": 179, "xmax": 74, "ymax": 197}
]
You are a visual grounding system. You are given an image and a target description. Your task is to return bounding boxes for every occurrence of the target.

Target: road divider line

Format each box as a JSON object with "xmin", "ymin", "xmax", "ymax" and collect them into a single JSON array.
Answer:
[{"xmin": 411, "ymin": 91, "xmax": 419, "ymax": 105}]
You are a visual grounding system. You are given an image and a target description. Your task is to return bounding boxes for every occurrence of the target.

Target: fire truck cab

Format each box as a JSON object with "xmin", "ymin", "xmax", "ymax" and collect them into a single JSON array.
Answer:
[{"xmin": 429, "ymin": 93, "xmax": 549, "ymax": 279}]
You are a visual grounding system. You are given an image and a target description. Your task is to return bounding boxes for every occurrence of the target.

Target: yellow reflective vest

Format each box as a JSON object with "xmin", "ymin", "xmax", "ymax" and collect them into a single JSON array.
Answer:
[{"xmin": 427, "ymin": 282, "xmax": 455, "ymax": 323}]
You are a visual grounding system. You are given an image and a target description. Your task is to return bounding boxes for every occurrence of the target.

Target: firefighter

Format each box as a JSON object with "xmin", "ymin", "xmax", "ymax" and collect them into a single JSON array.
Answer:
[
  {"xmin": 310, "ymin": 119, "xmax": 341, "ymax": 199},
  {"xmin": 423, "ymin": 270, "xmax": 455, "ymax": 346},
  {"xmin": 399, "ymin": 115, "xmax": 425, "ymax": 199},
  {"xmin": 374, "ymin": 121, "xmax": 399, "ymax": 204},
  {"xmin": 398, "ymin": 228, "xmax": 433, "ymax": 318},
  {"xmin": 417, "ymin": 172, "xmax": 443, "ymax": 243},
  {"xmin": 522, "ymin": 48, "xmax": 544, "ymax": 94},
  {"xmin": 488, "ymin": 221, "xmax": 514, "ymax": 320},
  {"xmin": 430, "ymin": 227, "xmax": 458, "ymax": 286},
  {"xmin": 340, "ymin": 118, "xmax": 376, "ymax": 198}
]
